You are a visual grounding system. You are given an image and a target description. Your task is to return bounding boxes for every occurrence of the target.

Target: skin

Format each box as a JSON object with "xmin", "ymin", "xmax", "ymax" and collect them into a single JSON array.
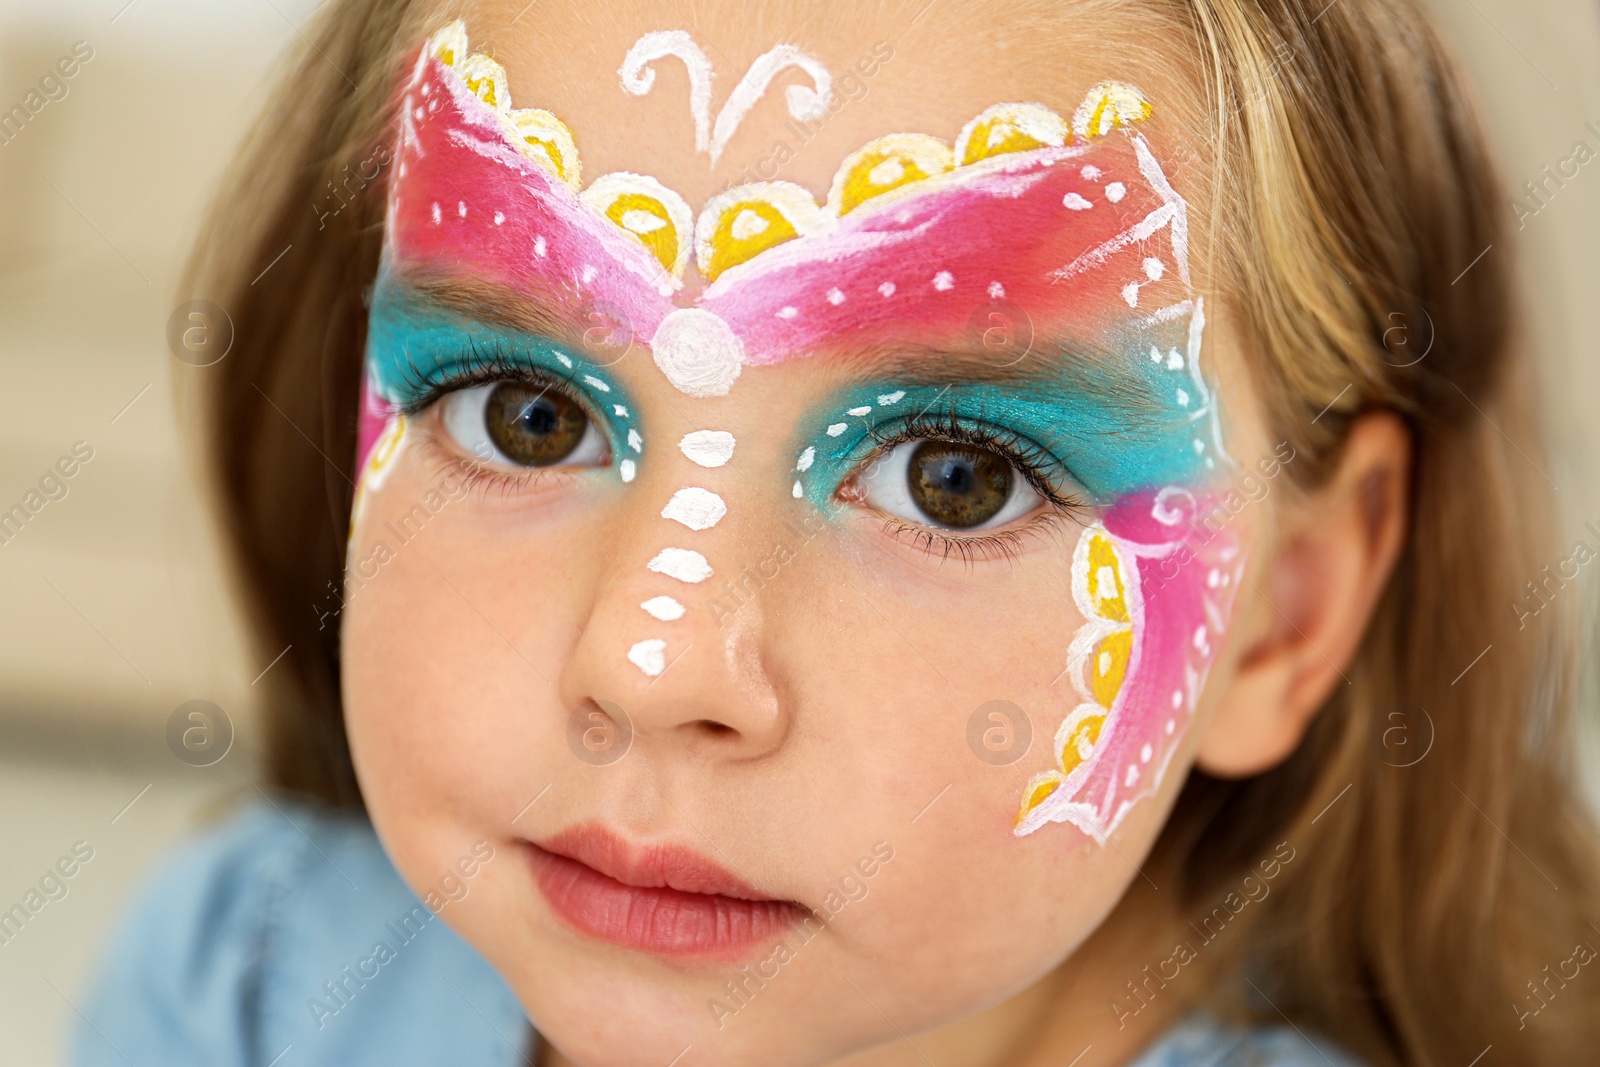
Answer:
[{"xmin": 340, "ymin": 1, "xmax": 1411, "ymax": 1064}]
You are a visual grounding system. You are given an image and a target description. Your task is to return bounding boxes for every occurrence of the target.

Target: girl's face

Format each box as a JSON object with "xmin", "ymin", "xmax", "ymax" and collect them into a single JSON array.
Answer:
[{"xmin": 343, "ymin": 2, "xmax": 1273, "ymax": 1062}]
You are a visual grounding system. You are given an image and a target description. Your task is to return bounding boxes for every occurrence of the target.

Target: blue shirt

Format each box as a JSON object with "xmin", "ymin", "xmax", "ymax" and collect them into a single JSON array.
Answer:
[{"xmin": 72, "ymin": 798, "xmax": 1364, "ymax": 1066}]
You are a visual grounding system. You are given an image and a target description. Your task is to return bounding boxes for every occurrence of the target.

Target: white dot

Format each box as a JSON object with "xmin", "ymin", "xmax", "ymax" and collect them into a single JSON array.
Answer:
[
  {"xmin": 583, "ymin": 374, "xmax": 611, "ymax": 392},
  {"xmin": 628, "ymin": 639, "xmax": 667, "ymax": 677},
  {"xmin": 1150, "ymin": 345, "xmax": 1163, "ymax": 363},
  {"xmin": 1105, "ymin": 181, "xmax": 1126, "ymax": 202},
  {"xmin": 1140, "ymin": 743, "xmax": 1152, "ymax": 763},
  {"xmin": 1176, "ymin": 388, "xmax": 1190, "ymax": 407},
  {"xmin": 1171, "ymin": 690, "xmax": 1183, "ymax": 708},
  {"xmin": 661, "ymin": 486, "xmax": 727, "ymax": 531},
  {"xmin": 878, "ymin": 281, "xmax": 896, "ymax": 297},
  {"xmin": 1098, "ymin": 650, "xmax": 1112, "ymax": 675},
  {"xmin": 846, "ymin": 406, "xmax": 871, "ymax": 417},
  {"xmin": 1062, "ymin": 192, "xmax": 1093, "ymax": 210},
  {"xmin": 1193, "ymin": 438, "xmax": 1205, "ymax": 453},
  {"xmin": 648, "ymin": 547, "xmax": 713, "ymax": 584},
  {"xmin": 613, "ymin": 404, "xmax": 629, "ymax": 417},
  {"xmin": 877, "ymin": 390, "xmax": 905, "ymax": 405},
  {"xmin": 1192, "ymin": 625, "xmax": 1208, "ymax": 649},
  {"xmin": 1143, "ymin": 257, "xmax": 1164, "ymax": 280},
  {"xmin": 641, "ymin": 596, "xmax": 685, "ymax": 622},
  {"xmin": 777, "ymin": 306, "xmax": 799, "ymax": 320},
  {"xmin": 1165, "ymin": 719, "xmax": 1176, "ymax": 734},
  {"xmin": 581, "ymin": 265, "xmax": 597, "ymax": 284},
  {"xmin": 796, "ymin": 446, "xmax": 815, "ymax": 472},
  {"xmin": 1167, "ymin": 349, "xmax": 1184, "ymax": 370},
  {"xmin": 826, "ymin": 423, "xmax": 847, "ymax": 437},
  {"xmin": 556, "ymin": 352, "xmax": 573, "ymax": 369},
  {"xmin": 431, "ymin": 202, "xmax": 442, "ymax": 224},
  {"xmin": 1121, "ymin": 282, "xmax": 1140, "ymax": 307},
  {"xmin": 534, "ymin": 236, "xmax": 547, "ymax": 257},
  {"xmin": 457, "ymin": 201, "xmax": 467, "ymax": 217},
  {"xmin": 1080, "ymin": 165, "xmax": 1102, "ymax": 180},
  {"xmin": 933, "ymin": 271, "xmax": 954, "ymax": 291},
  {"xmin": 679, "ymin": 430, "xmax": 736, "ymax": 468},
  {"xmin": 792, "ymin": 479, "xmax": 804, "ymax": 498},
  {"xmin": 493, "ymin": 211, "xmax": 505, "ymax": 225},
  {"xmin": 650, "ymin": 308, "xmax": 744, "ymax": 398},
  {"xmin": 987, "ymin": 281, "xmax": 1006, "ymax": 299},
  {"xmin": 619, "ymin": 459, "xmax": 636, "ymax": 482},
  {"xmin": 1124, "ymin": 765, "xmax": 1140, "ymax": 786},
  {"xmin": 414, "ymin": 106, "xmax": 425, "ymax": 120},
  {"xmin": 627, "ymin": 428, "xmax": 644, "ymax": 453},
  {"xmin": 826, "ymin": 288, "xmax": 846, "ymax": 305}
]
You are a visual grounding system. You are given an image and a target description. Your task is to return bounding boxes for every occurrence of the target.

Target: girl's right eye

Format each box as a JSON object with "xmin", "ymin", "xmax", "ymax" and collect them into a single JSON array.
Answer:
[{"xmin": 440, "ymin": 381, "xmax": 608, "ymax": 469}]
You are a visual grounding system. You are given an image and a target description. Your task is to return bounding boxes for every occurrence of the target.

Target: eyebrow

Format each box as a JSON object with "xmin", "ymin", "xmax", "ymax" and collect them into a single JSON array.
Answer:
[{"xmin": 397, "ymin": 268, "xmax": 584, "ymax": 343}]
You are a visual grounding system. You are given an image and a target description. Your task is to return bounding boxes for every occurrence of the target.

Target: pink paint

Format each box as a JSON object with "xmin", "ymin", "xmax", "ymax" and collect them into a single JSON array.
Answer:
[
  {"xmin": 355, "ymin": 372, "xmax": 393, "ymax": 475},
  {"xmin": 384, "ymin": 50, "xmax": 1193, "ymax": 373},
  {"xmin": 1016, "ymin": 488, "xmax": 1243, "ymax": 844}
]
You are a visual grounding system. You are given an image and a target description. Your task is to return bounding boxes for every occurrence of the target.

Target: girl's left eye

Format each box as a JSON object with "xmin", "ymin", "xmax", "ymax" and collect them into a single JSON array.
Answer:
[
  {"xmin": 855, "ymin": 438, "xmax": 1045, "ymax": 530},
  {"xmin": 440, "ymin": 381, "xmax": 608, "ymax": 469}
]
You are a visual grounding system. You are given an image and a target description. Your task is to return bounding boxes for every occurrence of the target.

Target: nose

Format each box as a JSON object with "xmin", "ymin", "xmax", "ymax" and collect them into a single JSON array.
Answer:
[{"xmin": 557, "ymin": 427, "xmax": 790, "ymax": 759}]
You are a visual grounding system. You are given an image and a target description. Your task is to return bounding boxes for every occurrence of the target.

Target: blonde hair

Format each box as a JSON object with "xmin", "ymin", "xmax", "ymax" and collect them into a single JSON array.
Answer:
[{"xmin": 185, "ymin": 0, "xmax": 1600, "ymax": 1062}]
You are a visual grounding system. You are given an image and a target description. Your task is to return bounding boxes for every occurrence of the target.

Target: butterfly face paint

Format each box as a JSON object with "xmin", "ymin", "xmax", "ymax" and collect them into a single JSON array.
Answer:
[{"xmin": 360, "ymin": 20, "xmax": 1243, "ymax": 844}]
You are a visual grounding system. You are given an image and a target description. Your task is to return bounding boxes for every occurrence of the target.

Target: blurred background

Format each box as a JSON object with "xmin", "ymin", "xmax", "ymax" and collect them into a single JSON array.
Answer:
[{"xmin": 0, "ymin": 0, "xmax": 1596, "ymax": 1063}]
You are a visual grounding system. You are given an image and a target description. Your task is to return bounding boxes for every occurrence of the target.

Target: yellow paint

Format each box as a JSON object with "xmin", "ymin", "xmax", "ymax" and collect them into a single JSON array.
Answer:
[
  {"xmin": 428, "ymin": 21, "xmax": 467, "ymax": 68},
  {"xmin": 1057, "ymin": 712, "xmax": 1106, "ymax": 777},
  {"xmin": 460, "ymin": 54, "xmax": 509, "ymax": 111},
  {"xmin": 1015, "ymin": 775, "xmax": 1062, "ymax": 826},
  {"xmin": 955, "ymin": 103, "xmax": 1067, "ymax": 165},
  {"xmin": 1087, "ymin": 531, "xmax": 1129, "ymax": 622},
  {"xmin": 1089, "ymin": 629, "xmax": 1132, "ymax": 708},
  {"xmin": 829, "ymin": 133, "xmax": 953, "ymax": 215},
  {"xmin": 506, "ymin": 109, "xmax": 580, "ymax": 189},
  {"xmin": 1072, "ymin": 81, "xmax": 1152, "ymax": 140},
  {"xmin": 581, "ymin": 173, "xmax": 693, "ymax": 279},
  {"xmin": 694, "ymin": 182, "xmax": 823, "ymax": 282}
]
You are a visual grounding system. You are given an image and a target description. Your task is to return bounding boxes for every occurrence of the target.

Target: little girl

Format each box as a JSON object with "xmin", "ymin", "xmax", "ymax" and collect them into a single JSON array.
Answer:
[{"xmin": 74, "ymin": 1, "xmax": 1600, "ymax": 1065}]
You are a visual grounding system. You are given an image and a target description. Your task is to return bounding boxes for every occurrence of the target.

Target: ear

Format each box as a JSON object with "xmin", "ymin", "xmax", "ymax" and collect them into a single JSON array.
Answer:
[{"xmin": 1195, "ymin": 411, "xmax": 1411, "ymax": 778}]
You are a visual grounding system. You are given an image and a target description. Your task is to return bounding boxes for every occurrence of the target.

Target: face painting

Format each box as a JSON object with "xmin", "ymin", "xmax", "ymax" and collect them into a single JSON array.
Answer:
[{"xmin": 356, "ymin": 20, "xmax": 1242, "ymax": 849}]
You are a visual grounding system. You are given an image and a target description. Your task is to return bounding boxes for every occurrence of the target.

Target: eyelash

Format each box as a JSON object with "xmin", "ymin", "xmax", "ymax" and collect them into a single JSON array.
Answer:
[
  {"xmin": 851, "ymin": 410, "xmax": 1092, "ymax": 564},
  {"xmin": 390, "ymin": 347, "xmax": 611, "ymax": 498}
]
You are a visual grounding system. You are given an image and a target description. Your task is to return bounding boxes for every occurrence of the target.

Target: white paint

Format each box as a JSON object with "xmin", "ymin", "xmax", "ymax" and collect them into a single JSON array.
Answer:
[
  {"xmin": 620, "ymin": 458, "xmax": 637, "ymax": 482},
  {"xmin": 878, "ymin": 281, "xmax": 896, "ymax": 297},
  {"xmin": 796, "ymin": 446, "xmax": 815, "ymax": 472},
  {"xmin": 1124, "ymin": 764, "xmax": 1140, "ymax": 787},
  {"xmin": 877, "ymin": 390, "xmax": 905, "ymax": 405},
  {"xmin": 661, "ymin": 486, "xmax": 727, "ymax": 531},
  {"xmin": 583, "ymin": 374, "xmax": 611, "ymax": 392},
  {"xmin": 777, "ymin": 306, "xmax": 798, "ymax": 320},
  {"xmin": 1080, "ymin": 165, "xmax": 1102, "ymax": 180},
  {"xmin": 648, "ymin": 547, "xmax": 713, "ymax": 583},
  {"xmin": 457, "ymin": 201, "xmax": 467, "ymax": 217},
  {"xmin": 932, "ymin": 270, "xmax": 954, "ymax": 291},
  {"xmin": 826, "ymin": 287, "xmax": 846, "ymax": 305},
  {"xmin": 792, "ymin": 479, "xmax": 803, "ymax": 498},
  {"xmin": 1062, "ymin": 192, "xmax": 1093, "ymax": 210},
  {"xmin": 620, "ymin": 208, "xmax": 669, "ymax": 234},
  {"xmin": 619, "ymin": 31, "xmax": 715, "ymax": 154},
  {"xmin": 581, "ymin": 265, "xmax": 598, "ymax": 284},
  {"xmin": 679, "ymin": 430, "xmax": 736, "ymax": 467},
  {"xmin": 642, "ymin": 595, "xmax": 686, "ymax": 622},
  {"xmin": 628, "ymin": 639, "xmax": 667, "ymax": 676},
  {"xmin": 627, "ymin": 428, "xmax": 644, "ymax": 453},
  {"xmin": 431, "ymin": 202, "xmax": 442, "ymax": 224},
  {"xmin": 614, "ymin": 404, "xmax": 629, "ymax": 417},
  {"xmin": 987, "ymin": 280, "xmax": 1006, "ymax": 299},
  {"xmin": 1105, "ymin": 181, "xmax": 1126, "ymax": 202},
  {"xmin": 1176, "ymin": 388, "xmax": 1189, "ymax": 408},
  {"xmin": 731, "ymin": 208, "xmax": 769, "ymax": 241},
  {"xmin": 826, "ymin": 423, "xmax": 847, "ymax": 437},
  {"xmin": 556, "ymin": 352, "xmax": 573, "ymax": 368},
  {"xmin": 1140, "ymin": 743, "xmax": 1153, "ymax": 763},
  {"xmin": 1143, "ymin": 257, "xmax": 1164, "ymax": 280},
  {"xmin": 867, "ymin": 157, "xmax": 905, "ymax": 186},
  {"xmin": 1121, "ymin": 282, "xmax": 1140, "ymax": 307},
  {"xmin": 494, "ymin": 211, "xmax": 505, "ymax": 225},
  {"xmin": 650, "ymin": 307, "xmax": 744, "ymax": 397},
  {"xmin": 534, "ymin": 235, "xmax": 547, "ymax": 257},
  {"xmin": 846, "ymin": 405, "xmax": 871, "ymax": 417}
]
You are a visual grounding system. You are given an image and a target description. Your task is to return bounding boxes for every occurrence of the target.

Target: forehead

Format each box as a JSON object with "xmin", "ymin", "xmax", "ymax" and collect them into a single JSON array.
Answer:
[{"xmin": 455, "ymin": 0, "xmax": 1200, "ymax": 208}]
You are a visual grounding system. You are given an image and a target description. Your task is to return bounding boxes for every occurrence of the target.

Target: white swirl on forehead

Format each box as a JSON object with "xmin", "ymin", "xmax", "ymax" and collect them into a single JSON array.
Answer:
[{"xmin": 649, "ymin": 307, "xmax": 744, "ymax": 397}]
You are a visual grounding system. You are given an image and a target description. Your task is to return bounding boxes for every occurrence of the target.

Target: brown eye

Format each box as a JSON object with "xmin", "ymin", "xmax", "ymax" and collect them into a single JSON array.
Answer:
[
  {"xmin": 441, "ymin": 381, "xmax": 606, "ymax": 469},
  {"xmin": 905, "ymin": 441, "xmax": 1015, "ymax": 528},
  {"xmin": 485, "ymin": 382, "xmax": 589, "ymax": 466}
]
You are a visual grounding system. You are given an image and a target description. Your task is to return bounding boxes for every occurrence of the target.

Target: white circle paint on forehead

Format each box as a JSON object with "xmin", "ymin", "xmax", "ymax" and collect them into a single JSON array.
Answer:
[
  {"xmin": 649, "ymin": 307, "xmax": 743, "ymax": 397},
  {"xmin": 679, "ymin": 429, "xmax": 736, "ymax": 467}
]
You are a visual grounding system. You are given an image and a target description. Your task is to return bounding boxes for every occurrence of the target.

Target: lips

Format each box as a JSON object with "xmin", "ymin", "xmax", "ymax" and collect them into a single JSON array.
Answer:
[{"xmin": 525, "ymin": 824, "xmax": 807, "ymax": 958}]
